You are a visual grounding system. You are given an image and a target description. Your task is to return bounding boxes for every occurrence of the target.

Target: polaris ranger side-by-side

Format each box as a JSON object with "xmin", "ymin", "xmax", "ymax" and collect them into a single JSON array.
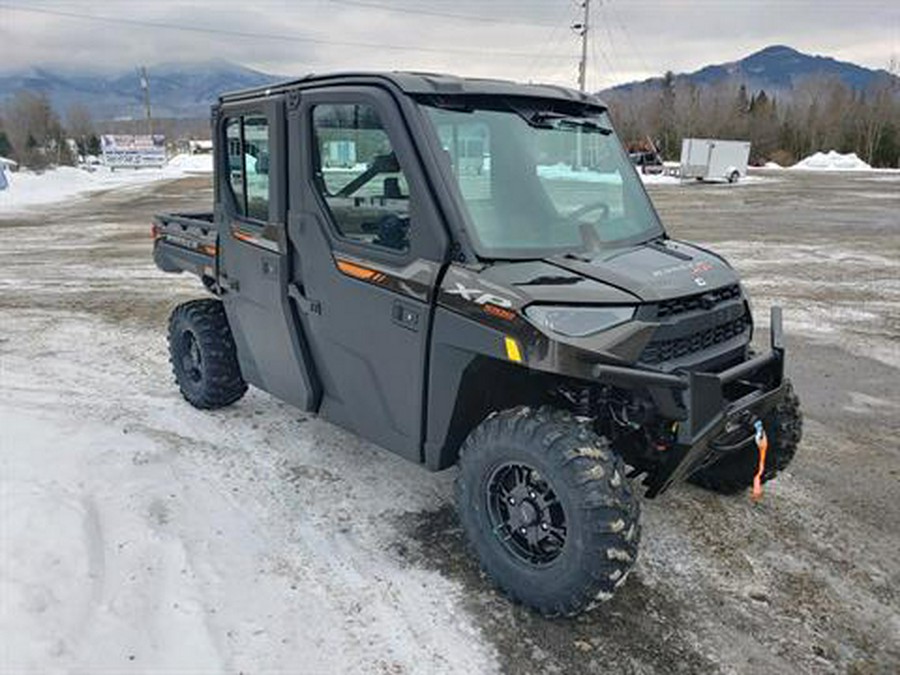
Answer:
[{"xmin": 153, "ymin": 73, "xmax": 802, "ymax": 616}]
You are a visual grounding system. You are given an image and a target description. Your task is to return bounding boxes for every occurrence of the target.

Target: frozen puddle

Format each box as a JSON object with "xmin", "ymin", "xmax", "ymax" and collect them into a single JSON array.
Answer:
[{"xmin": 709, "ymin": 241, "xmax": 900, "ymax": 370}]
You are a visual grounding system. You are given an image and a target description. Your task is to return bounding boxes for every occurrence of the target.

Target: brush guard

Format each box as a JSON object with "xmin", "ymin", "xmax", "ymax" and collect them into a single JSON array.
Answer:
[{"xmin": 592, "ymin": 306, "xmax": 787, "ymax": 497}]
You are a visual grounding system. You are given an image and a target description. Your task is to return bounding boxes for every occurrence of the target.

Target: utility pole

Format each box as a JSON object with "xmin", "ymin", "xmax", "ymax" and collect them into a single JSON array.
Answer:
[
  {"xmin": 139, "ymin": 66, "xmax": 153, "ymax": 136},
  {"xmin": 572, "ymin": 1, "xmax": 592, "ymax": 169},
  {"xmin": 574, "ymin": 0, "xmax": 591, "ymax": 92}
]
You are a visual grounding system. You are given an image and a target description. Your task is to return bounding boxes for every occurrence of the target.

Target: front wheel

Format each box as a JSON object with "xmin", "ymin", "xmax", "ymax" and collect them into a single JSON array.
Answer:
[
  {"xmin": 728, "ymin": 170, "xmax": 740, "ymax": 183},
  {"xmin": 456, "ymin": 407, "xmax": 641, "ymax": 617}
]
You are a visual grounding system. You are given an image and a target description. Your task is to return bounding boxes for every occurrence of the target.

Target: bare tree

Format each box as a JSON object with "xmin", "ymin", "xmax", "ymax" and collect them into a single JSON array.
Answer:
[
  {"xmin": 3, "ymin": 91, "xmax": 73, "ymax": 169},
  {"xmin": 66, "ymin": 103, "xmax": 95, "ymax": 160}
]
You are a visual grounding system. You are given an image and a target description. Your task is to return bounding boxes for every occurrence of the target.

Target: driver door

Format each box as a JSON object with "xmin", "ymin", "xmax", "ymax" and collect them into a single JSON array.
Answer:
[{"xmin": 287, "ymin": 87, "xmax": 448, "ymax": 461}]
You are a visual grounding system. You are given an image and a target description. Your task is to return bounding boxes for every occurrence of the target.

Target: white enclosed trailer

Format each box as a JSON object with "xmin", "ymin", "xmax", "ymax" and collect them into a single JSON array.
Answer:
[{"xmin": 680, "ymin": 138, "xmax": 751, "ymax": 183}]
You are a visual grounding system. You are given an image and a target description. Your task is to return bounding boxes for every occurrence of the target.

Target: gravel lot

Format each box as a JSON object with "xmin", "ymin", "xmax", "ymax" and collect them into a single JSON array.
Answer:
[{"xmin": 1, "ymin": 169, "xmax": 898, "ymax": 674}]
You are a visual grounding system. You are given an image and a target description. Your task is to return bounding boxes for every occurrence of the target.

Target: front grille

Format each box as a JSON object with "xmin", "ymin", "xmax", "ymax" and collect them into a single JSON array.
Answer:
[
  {"xmin": 656, "ymin": 284, "xmax": 741, "ymax": 319},
  {"xmin": 639, "ymin": 285, "xmax": 750, "ymax": 366},
  {"xmin": 640, "ymin": 314, "xmax": 748, "ymax": 364}
]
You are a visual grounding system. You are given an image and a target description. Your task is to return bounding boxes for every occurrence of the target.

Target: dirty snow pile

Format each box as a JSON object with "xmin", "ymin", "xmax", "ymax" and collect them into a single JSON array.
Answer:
[
  {"xmin": 0, "ymin": 154, "xmax": 212, "ymax": 214},
  {"xmin": 790, "ymin": 150, "xmax": 872, "ymax": 171}
]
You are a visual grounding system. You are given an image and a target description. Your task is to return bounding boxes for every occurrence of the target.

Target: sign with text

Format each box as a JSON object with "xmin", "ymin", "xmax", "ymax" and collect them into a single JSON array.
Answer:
[{"xmin": 101, "ymin": 134, "xmax": 167, "ymax": 168}]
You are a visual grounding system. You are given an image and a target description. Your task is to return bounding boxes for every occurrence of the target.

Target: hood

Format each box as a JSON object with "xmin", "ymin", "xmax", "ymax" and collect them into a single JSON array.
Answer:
[{"xmin": 544, "ymin": 239, "xmax": 739, "ymax": 302}]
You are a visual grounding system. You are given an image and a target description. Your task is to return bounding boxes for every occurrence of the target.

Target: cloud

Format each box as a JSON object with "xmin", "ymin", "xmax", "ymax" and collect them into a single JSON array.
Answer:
[{"xmin": 0, "ymin": 0, "xmax": 896, "ymax": 85}]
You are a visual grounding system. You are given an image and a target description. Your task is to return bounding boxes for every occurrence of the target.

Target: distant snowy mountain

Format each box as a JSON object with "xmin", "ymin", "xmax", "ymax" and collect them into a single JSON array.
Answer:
[
  {"xmin": 0, "ymin": 60, "xmax": 279, "ymax": 119},
  {"xmin": 605, "ymin": 45, "xmax": 897, "ymax": 95}
]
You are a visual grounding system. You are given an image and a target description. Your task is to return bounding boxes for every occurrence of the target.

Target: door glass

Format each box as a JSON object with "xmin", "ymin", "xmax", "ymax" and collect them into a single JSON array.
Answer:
[
  {"xmin": 244, "ymin": 116, "xmax": 270, "ymax": 221},
  {"xmin": 224, "ymin": 115, "xmax": 269, "ymax": 221},
  {"xmin": 225, "ymin": 119, "xmax": 245, "ymax": 214},
  {"xmin": 312, "ymin": 103, "xmax": 411, "ymax": 252}
]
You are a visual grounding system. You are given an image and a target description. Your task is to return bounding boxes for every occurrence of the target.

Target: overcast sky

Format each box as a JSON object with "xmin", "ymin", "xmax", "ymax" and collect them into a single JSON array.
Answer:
[{"xmin": 1, "ymin": 0, "xmax": 898, "ymax": 87}]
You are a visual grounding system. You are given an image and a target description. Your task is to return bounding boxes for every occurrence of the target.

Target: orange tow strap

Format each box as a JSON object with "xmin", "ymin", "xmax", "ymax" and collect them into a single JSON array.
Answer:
[{"xmin": 751, "ymin": 420, "xmax": 768, "ymax": 502}]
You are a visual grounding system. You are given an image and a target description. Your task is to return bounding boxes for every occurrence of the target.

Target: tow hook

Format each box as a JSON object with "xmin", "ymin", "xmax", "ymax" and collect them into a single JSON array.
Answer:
[{"xmin": 751, "ymin": 419, "xmax": 769, "ymax": 502}]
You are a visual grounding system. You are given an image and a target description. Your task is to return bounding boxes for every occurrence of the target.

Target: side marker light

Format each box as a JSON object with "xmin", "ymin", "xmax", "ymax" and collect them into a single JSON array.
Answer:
[{"xmin": 504, "ymin": 336, "xmax": 523, "ymax": 363}]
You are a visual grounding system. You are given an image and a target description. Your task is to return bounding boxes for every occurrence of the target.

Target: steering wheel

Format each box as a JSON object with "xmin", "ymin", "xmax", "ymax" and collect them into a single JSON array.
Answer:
[
  {"xmin": 364, "ymin": 213, "xmax": 410, "ymax": 250},
  {"xmin": 567, "ymin": 201, "xmax": 610, "ymax": 222}
]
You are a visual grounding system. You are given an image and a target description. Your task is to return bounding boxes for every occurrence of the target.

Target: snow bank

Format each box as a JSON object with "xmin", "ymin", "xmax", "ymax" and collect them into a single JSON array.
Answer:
[
  {"xmin": 763, "ymin": 161, "xmax": 783, "ymax": 169},
  {"xmin": 640, "ymin": 173, "xmax": 681, "ymax": 185},
  {"xmin": 0, "ymin": 154, "xmax": 211, "ymax": 214},
  {"xmin": 791, "ymin": 150, "xmax": 872, "ymax": 171},
  {"xmin": 537, "ymin": 163, "xmax": 623, "ymax": 183},
  {"xmin": 164, "ymin": 153, "xmax": 213, "ymax": 173}
]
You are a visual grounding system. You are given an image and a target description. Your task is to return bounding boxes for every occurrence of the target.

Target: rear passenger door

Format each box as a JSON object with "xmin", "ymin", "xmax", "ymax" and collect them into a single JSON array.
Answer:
[
  {"xmin": 216, "ymin": 98, "xmax": 319, "ymax": 410},
  {"xmin": 287, "ymin": 87, "xmax": 448, "ymax": 461}
]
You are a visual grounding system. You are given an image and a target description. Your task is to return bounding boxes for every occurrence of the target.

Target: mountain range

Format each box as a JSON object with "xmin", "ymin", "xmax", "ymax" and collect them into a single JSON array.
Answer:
[
  {"xmin": 604, "ymin": 45, "xmax": 897, "ymax": 96},
  {"xmin": 0, "ymin": 59, "xmax": 277, "ymax": 120},
  {"xmin": 0, "ymin": 46, "xmax": 895, "ymax": 121}
]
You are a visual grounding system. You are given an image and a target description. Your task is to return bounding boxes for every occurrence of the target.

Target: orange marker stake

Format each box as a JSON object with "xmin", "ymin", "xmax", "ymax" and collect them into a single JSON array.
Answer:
[{"xmin": 751, "ymin": 420, "xmax": 769, "ymax": 502}]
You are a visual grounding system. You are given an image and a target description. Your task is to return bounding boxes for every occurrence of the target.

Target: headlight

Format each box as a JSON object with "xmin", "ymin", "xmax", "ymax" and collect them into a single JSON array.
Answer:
[{"xmin": 524, "ymin": 305, "xmax": 635, "ymax": 337}]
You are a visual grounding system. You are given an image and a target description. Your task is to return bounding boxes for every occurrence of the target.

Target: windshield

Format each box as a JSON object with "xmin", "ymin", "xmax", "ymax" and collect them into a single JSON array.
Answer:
[{"xmin": 420, "ymin": 98, "xmax": 663, "ymax": 259}]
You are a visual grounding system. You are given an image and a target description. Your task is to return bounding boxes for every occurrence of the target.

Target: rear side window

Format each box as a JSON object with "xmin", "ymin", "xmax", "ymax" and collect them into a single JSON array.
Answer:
[
  {"xmin": 224, "ymin": 115, "xmax": 270, "ymax": 221},
  {"xmin": 311, "ymin": 103, "xmax": 411, "ymax": 252}
]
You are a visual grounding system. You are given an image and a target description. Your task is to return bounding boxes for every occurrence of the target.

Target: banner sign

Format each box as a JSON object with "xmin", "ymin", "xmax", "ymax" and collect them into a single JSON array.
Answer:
[{"xmin": 101, "ymin": 134, "xmax": 167, "ymax": 168}]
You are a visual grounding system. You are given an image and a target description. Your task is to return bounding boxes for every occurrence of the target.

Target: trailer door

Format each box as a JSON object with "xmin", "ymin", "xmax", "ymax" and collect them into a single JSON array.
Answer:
[
  {"xmin": 215, "ymin": 97, "xmax": 320, "ymax": 411},
  {"xmin": 287, "ymin": 86, "xmax": 448, "ymax": 462}
]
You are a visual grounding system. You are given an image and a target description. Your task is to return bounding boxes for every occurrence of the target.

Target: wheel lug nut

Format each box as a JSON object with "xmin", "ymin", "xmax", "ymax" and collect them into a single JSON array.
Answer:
[
  {"xmin": 541, "ymin": 522, "xmax": 549, "ymax": 530},
  {"xmin": 529, "ymin": 492, "xmax": 536, "ymax": 499},
  {"xmin": 508, "ymin": 497, "xmax": 515, "ymax": 505},
  {"xmin": 520, "ymin": 528, "xmax": 527, "ymax": 534}
]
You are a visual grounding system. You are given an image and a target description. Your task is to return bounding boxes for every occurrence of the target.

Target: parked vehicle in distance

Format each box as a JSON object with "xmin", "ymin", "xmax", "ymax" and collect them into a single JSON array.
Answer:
[
  {"xmin": 629, "ymin": 150, "xmax": 664, "ymax": 175},
  {"xmin": 680, "ymin": 138, "xmax": 751, "ymax": 183},
  {"xmin": 152, "ymin": 72, "xmax": 801, "ymax": 617}
]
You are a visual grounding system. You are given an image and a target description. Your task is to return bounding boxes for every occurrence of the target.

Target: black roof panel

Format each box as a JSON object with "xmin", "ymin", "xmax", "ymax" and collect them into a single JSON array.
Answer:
[{"xmin": 218, "ymin": 71, "xmax": 606, "ymax": 108}]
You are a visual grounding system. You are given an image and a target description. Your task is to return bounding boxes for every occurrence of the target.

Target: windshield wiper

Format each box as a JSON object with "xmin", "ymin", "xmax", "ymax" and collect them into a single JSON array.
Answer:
[{"xmin": 557, "ymin": 118, "xmax": 612, "ymax": 134}]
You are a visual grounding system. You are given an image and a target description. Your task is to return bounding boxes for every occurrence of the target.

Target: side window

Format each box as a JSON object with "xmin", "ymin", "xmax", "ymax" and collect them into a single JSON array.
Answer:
[
  {"xmin": 226, "ymin": 119, "xmax": 244, "ymax": 213},
  {"xmin": 223, "ymin": 115, "xmax": 270, "ymax": 221},
  {"xmin": 311, "ymin": 103, "xmax": 411, "ymax": 252}
]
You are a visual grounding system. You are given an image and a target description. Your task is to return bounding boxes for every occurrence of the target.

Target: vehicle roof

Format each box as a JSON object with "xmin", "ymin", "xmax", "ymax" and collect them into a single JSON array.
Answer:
[{"xmin": 218, "ymin": 71, "xmax": 606, "ymax": 108}]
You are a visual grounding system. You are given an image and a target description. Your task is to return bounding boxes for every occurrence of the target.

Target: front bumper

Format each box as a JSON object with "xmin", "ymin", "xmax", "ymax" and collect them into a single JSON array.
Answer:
[{"xmin": 592, "ymin": 307, "xmax": 787, "ymax": 497}]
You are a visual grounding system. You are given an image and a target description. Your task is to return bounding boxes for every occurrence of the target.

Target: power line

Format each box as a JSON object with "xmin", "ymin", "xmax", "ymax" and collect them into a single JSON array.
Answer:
[
  {"xmin": 328, "ymin": 0, "xmax": 559, "ymax": 27},
  {"xmin": 0, "ymin": 2, "xmax": 574, "ymax": 61},
  {"xmin": 604, "ymin": 1, "xmax": 654, "ymax": 77}
]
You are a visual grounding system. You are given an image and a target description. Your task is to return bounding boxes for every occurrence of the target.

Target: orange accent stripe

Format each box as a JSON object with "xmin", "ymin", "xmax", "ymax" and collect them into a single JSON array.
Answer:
[
  {"xmin": 484, "ymin": 304, "xmax": 516, "ymax": 321},
  {"xmin": 336, "ymin": 258, "xmax": 382, "ymax": 282},
  {"xmin": 232, "ymin": 230, "xmax": 255, "ymax": 244}
]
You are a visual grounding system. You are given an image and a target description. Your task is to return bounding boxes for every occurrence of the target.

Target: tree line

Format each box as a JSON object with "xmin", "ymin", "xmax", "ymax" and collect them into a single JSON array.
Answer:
[
  {"xmin": 0, "ymin": 92, "xmax": 99, "ymax": 170},
  {"xmin": 0, "ymin": 91, "xmax": 210, "ymax": 170},
  {"xmin": 603, "ymin": 64, "xmax": 900, "ymax": 168}
]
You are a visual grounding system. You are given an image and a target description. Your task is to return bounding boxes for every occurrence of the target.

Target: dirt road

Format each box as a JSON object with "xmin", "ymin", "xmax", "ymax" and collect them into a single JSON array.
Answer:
[{"xmin": 1, "ymin": 170, "xmax": 897, "ymax": 674}]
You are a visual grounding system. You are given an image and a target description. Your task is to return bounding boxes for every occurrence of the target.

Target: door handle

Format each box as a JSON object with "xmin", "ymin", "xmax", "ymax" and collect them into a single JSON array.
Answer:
[
  {"xmin": 392, "ymin": 301, "xmax": 419, "ymax": 331},
  {"xmin": 289, "ymin": 283, "xmax": 321, "ymax": 315},
  {"xmin": 220, "ymin": 274, "xmax": 240, "ymax": 293}
]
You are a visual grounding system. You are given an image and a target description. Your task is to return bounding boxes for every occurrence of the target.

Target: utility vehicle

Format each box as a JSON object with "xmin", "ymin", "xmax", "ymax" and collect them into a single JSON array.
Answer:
[{"xmin": 153, "ymin": 72, "xmax": 802, "ymax": 616}]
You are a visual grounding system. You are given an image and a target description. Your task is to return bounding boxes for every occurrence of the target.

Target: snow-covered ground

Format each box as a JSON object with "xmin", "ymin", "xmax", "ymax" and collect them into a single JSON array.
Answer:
[
  {"xmin": 0, "ymin": 154, "xmax": 212, "ymax": 214},
  {"xmin": 0, "ymin": 199, "xmax": 496, "ymax": 672},
  {"xmin": 2, "ymin": 170, "xmax": 899, "ymax": 673}
]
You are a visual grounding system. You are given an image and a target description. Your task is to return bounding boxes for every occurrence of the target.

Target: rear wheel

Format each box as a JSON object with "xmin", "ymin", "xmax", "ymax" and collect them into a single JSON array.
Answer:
[
  {"xmin": 456, "ymin": 407, "xmax": 640, "ymax": 617},
  {"xmin": 168, "ymin": 299, "xmax": 247, "ymax": 409},
  {"xmin": 690, "ymin": 380, "xmax": 802, "ymax": 494},
  {"xmin": 728, "ymin": 170, "xmax": 740, "ymax": 183}
]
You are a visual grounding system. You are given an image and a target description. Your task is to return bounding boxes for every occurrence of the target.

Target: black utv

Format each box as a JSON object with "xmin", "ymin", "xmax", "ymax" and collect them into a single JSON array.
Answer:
[{"xmin": 153, "ymin": 72, "xmax": 802, "ymax": 616}]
